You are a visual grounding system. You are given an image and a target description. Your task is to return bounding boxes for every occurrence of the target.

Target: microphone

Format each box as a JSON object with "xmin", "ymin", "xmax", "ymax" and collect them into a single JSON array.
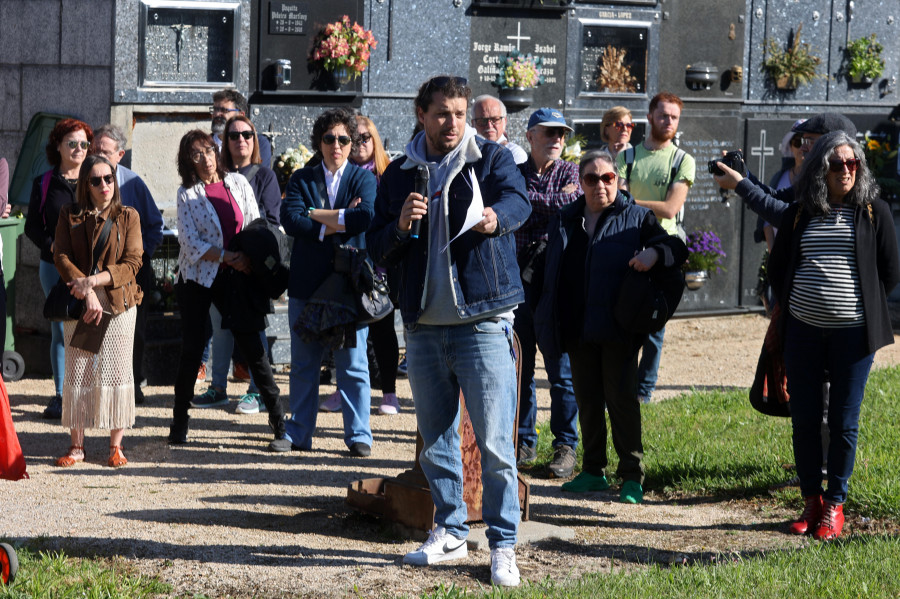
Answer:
[{"xmin": 411, "ymin": 165, "xmax": 429, "ymax": 239}]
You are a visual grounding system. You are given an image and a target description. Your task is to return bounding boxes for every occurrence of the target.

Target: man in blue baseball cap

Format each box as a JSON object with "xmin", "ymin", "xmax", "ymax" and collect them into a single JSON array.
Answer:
[{"xmin": 514, "ymin": 108, "xmax": 581, "ymax": 480}]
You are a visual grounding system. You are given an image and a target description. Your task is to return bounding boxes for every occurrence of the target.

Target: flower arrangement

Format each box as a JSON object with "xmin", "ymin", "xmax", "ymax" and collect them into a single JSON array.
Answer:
[
  {"xmin": 846, "ymin": 34, "xmax": 884, "ymax": 82},
  {"xmin": 685, "ymin": 229, "xmax": 726, "ymax": 274},
  {"xmin": 309, "ymin": 15, "xmax": 377, "ymax": 79},
  {"xmin": 762, "ymin": 23, "xmax": 822, "ymax": 90},
  {"xmin": 275, "ymin": 143, "xmax": 315, "ymax": 189},
  {"xmin": 496, "ymin": 51, "xmax": 544, "ymax": 89},
  {"xmin": 561, "ymin": 134, "xmax": 586, "ymax": 164},
  {"xmin": 863, "ymin": 134, "xmax": 900, "ymax": 200}
]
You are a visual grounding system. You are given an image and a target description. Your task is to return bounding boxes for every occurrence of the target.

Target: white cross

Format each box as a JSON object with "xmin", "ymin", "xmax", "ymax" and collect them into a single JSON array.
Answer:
[
  {"xmin": 750, "ymin": 129, "xmax": 775, "ymax": 175},
  {"xmin": 507, "ymin": 22, "xmax": 531, "ymax": 51}
]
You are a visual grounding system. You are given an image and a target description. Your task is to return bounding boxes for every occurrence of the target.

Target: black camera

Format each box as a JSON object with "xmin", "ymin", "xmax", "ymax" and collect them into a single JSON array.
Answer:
[{"xmin": 708, "ymin": 150, "xmax": 746, "ymax": 176}]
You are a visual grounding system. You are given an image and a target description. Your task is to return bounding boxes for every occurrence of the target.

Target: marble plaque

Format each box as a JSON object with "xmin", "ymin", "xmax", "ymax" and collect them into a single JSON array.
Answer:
[
  {"xmin": 579, "ymin": 19, "xmax": 651, "ymax": 96},
  {"xmin": 139, "ymin": 1, "xmax": 241, "ymax": 88},
  {"xmin": 268, "ymin": 1, "xmax": 308, "ymax": 35}
]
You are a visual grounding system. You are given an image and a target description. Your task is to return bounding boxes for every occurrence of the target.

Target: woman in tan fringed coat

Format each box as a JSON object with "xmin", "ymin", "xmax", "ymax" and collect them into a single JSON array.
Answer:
[{"xmin": 53, "ymin": 154, "xmax": 143, "ymax": 468}]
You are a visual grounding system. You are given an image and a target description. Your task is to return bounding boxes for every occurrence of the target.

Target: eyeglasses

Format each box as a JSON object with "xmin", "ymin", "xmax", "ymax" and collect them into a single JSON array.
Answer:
[
  {"xmin": 582, "ymin": 172, "xmax": 617, "ymax": 186},
  {"xmin": 322, "ymin": 134, "xmax": 352, "ymax": 147},
  {"xmin": 359, "ymin": 133, "xmax": 372, "ymax": 143},
  {"xmin": 828, "ymin": 158, "xmax": 860, "ymax": 173},
  {"xmin": 790, "ymin": 136, "xmax": 803, "ymax": 149},
  {"xmin": 612, "ymin": 121, "xmax": 635, "ymax": 131},
  {"xmin": 210, "ymin": 106, "xmax": 242, "ymax": 115},
  {"xmin": 473, "ymin": 116, "xmax": 504, "ymax": 128},
  {"xmin": 190, "ymin": 146, "xmax": 217, "ymax": 163},
  {"xmin": 227, "ymin": 131, "xmax": 254, "ymax": 141},
  {"xmin": 88, "ymin": 174, "xmax": 115, "ymax": 188},
  {"xmin": 66, "ymin": 140, "xmax": 90, "ymax": 150},
  {"xmin": 800, "ymin": 136, "xmax": 817, "ymax": 148}
]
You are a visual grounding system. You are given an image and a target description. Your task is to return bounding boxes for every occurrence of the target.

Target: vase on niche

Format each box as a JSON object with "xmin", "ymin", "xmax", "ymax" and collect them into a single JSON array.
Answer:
[
  {"xmin": 328, "ymin": 66, "xmax": 352, "ymax": 91},
  {"xmin": 684, "ymin": 270, "xmax": 709, "ymax": 290},
  {"xmin": 498, "ymin": 87, "xmax": 534, "ymax": 110}
]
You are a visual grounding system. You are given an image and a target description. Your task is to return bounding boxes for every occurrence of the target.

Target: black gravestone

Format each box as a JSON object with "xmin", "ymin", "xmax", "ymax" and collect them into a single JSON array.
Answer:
[
  {"xmin": 139, "ymin": 3, "xmax": 240, "ymax": 88},
  {"xmin": 469, "ymin": 10, "xmax": 567, "ymax": 109},
  {"xmin": 579, "ymin": 21, "xmax": 650, "ymax": 96},
  {"xmin": 255, "ymin": 0, "xmax": 364, "ymax": 94}
]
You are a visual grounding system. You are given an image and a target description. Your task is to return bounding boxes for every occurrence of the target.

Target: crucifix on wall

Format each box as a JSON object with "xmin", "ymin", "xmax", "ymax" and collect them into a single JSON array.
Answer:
[
  {"xmin": 507, "ymin": 22, "xmax": 531, "ymax": 51},
  {"xmin": 750, "ymin": 129, "xmax": 775, "ymax": 176}
]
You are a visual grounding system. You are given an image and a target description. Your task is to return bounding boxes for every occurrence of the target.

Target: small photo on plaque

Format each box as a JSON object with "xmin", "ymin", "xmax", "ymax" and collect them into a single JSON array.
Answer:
[{"xmin": 579, "ymin": 21, "xmax": 650, "ymax": 96}]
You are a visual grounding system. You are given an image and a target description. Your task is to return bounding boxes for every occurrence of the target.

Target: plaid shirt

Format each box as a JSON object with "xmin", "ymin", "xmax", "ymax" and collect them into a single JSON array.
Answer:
[{"xmin": 515, "ymin": 158, "xmax": 582, "ymax": 254}]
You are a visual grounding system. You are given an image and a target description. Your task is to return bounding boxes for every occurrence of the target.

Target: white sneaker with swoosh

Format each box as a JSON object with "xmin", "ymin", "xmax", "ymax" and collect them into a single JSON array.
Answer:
[
  {"xmin": 402, "ymin": 526, "xmax": 467, "ymax": 566},
  {"xmin": 490, "ymin": 547, "xmax": 520, "ymax": 587}
]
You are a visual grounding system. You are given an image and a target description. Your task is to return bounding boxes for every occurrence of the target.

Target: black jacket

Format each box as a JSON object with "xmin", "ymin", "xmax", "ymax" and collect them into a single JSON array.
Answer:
[
  {"xmin": 769, "ymin": 200, "xmax": 900, "ymax": 354},
  {"xmin": 25, "ymin": 168, "xmax": 76, "ymax": 263}
]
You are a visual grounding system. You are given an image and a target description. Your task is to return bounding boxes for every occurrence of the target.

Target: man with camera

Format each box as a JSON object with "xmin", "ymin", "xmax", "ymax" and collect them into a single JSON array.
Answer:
[{"xmin": 617, "ymin": 92, "xmax": 696, "ymax": 406}]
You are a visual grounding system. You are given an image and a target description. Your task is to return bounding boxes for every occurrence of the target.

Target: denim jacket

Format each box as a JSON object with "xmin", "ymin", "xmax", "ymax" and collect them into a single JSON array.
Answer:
[{"xmin": 366, "ymin": 138, "xmax": 530, "ymax": 324}]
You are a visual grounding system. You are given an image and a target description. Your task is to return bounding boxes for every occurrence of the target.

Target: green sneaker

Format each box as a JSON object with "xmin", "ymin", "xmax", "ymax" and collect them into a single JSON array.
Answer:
[
  {"xmin": 620, "ymin": 480, "xmax": 643, "ymax": 504},
  {"xmin": 235, "ymin": 392, "xmax": 265, "ymax": 414},
  {"xmin": 561, "ymin": 472, "xmax": 610, "ymax": 493},
  {"xmin": 191, "ymin": 387, "xmax": 229, "ymax": 408}
]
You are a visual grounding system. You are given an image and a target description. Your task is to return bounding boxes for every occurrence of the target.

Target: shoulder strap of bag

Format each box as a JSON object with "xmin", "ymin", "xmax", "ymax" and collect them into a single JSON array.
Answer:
[
  {"xmin": 669, "ymin": 148, "xmax": 686, "ymax": 227},
  {"xmin": 90, "ymin": 216, "xmax": 115, "ymax": 276},
  {"xmin": 244, "ymin": 164, "xmax": 261, "ymax": 182},
  {"xmin": 624, "ymin": 146, "xmax": 635, "ymax": 185},
  {"xmin": 40, "ymin": 171, "xmax": 52, "ymax": 226}
]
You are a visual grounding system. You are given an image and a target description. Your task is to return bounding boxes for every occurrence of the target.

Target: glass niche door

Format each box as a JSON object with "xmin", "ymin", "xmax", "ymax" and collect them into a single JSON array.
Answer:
[{"xmin": 579, "ymin": 19, "xmax": 651, "ymax": 97}]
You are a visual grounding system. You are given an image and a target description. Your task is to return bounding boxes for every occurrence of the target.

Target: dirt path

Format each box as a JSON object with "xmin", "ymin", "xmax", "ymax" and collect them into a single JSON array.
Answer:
[{"xmin": 2, "ymin": 314, "xmax": 898, "ymax": 597}]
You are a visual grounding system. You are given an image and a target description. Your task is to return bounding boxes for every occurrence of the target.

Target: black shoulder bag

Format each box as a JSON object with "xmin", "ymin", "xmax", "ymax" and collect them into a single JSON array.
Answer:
[{"xmin": 44, "ymin": 215, "xmax": 115, "ymax": 322}]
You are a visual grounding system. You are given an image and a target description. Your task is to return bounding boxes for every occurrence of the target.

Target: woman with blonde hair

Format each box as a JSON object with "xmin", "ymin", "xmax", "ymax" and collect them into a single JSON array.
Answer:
[
  {"xmin": 599, "ymin": 106, "xmax": 635, "ymax": 159},
  {"xmin": 53, "ymin": 154, "xmax": 143, "ymax": 467}
]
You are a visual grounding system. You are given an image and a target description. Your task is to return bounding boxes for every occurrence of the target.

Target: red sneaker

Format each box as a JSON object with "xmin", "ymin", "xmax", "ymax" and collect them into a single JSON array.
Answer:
[
  {"xmin": 197, "ymin": 363, "xmax": 207, "ymax": 381},
  {"xmin": 789, "ymin": 494, "xmax": 823, "ymax": 535},
  {"xmin": 813, "ymin": 501, "xmax": 844, "ymax": 541}
]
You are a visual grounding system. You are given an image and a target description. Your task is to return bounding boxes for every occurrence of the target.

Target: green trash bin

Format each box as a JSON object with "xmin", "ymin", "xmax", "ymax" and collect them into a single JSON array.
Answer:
[{"xmin": 0, "ymin": 216, "xmax": 26, "ymax": 380}]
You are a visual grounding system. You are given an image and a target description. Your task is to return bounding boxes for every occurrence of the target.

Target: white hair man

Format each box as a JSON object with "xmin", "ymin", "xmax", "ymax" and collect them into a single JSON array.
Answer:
[{"xmin": 471, "ymin": 95, "xmax": 527, "ymax": 164}]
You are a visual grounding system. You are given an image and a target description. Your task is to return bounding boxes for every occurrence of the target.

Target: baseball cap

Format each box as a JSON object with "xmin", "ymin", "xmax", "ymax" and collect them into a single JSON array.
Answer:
[
  {"xmin": 527, "ymin": 108, "xmax": 573, "ymax": 132},
  {"xmin": 793, "ymin": 112, "xmax": 857, "ymax": 138}
]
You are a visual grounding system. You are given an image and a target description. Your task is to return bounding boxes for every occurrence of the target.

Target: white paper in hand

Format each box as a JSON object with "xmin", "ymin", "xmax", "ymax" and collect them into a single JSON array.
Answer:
[{"xmin": 441, "ymin": 168, "xmax": 484, "ymax": 253}]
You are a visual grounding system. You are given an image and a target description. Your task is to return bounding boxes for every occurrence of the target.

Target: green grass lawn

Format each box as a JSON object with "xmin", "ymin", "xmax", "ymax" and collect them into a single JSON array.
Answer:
[{"xmin": 4, "ymin": 366, "xmax": 900, "ymax": 598}]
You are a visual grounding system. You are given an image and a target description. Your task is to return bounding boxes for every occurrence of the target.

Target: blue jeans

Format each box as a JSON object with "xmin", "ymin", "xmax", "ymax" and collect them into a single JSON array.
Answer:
[
  {"xmin": 637, "ymin": 326, "xmax": 665, "ymax": 399},
  {"xmin": 284, "ymin": 298, "xmax": 371, "ymax": 450},
  {"xmin": 406, "ymin": 319, "xmax": 520, "ymax": 549},
  {"xmin": 513, "ymin": 297, "xmax": 578, "ymax": 449},
  {"xmin": 209, "ymin": 304, "xmax": 265, "ymax": 394},
  {"xmin": 38, "ymin": 259, "xmax": 64, "ymax": 395},
  {"xmin": 783, "ymin": 315, "xmax": 874, "ymax": 504}
]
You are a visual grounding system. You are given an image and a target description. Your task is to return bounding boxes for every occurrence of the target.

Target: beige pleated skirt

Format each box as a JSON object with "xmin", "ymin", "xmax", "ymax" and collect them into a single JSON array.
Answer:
[{"xmin": 61, "ymin": 288, "xmax": 136, "ymax": 430}]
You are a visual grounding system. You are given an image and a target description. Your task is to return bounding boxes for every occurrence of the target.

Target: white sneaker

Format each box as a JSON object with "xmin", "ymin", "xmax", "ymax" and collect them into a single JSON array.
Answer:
[
  {"xmin": 490, "ymin": 547, "xmax": 520, "ymax": 587},
  {"xmin": 378, "ymin": 392, "xmax": 400, "ymax": 415},
  {"xmin": 402, "ymin": 526, "xmax": 467, "ymax": 566},
  {"xmin": 319, "ymin": 391, "xmax": 341, "ymax": 412}
]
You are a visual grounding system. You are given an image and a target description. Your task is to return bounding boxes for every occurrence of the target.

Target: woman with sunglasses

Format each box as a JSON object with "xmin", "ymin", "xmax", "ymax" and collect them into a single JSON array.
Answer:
[
  {"xmin": 342, "ymin": 114, "xmax": 402, "ymax": 416},
  {"xmin": 199, "ymin": 116, "xmax": 283, "ymax": 416},
  {"xmin": 534, "ymin": 149, "xmax": 686, "ymax": 504},
  {"xmin": 168, "ymin": 130, "xmax": 288, "ymax": 449},
  {"xmin": 768, "ymin": 131, "xmax": 899, "ymax": 540},
  {"xmin": 25, "ymin": 118, "xmax": 93, "ymax": 421},
  {"xmin": 599, "ymin": 107, "xmax": 634, "ymax": 160},
  {"xmin": 280, "ymin": 108, "xmax": 376, "ymax": 456},
  {"xmin": 221, "ymin": 115, "xmax": 281, "ymax": 226},
  {"xmin": 52, "ymin": 154, "xmax": 143, "ymax": 467}
]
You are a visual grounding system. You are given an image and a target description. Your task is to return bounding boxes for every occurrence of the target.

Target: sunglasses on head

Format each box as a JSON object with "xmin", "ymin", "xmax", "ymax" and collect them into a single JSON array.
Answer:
[
  {"xmin": 66, "ymin": 140, "xmax": 90, "ymax": 150},
  {"xmin": 582, "ymin": 172, "xmax": 617, "ymax": 186},
  {"xmin": 88, "ymin": 174, "xmax": 115, "ymax": 188},
  {"xmin": 828, "ymin": 158, "xmax": 860, "ymax": 173},
  {"xmin": 612, "ymin": 121, "xmax": 635, "ymax": 131},
  {"xmin": 322, "ymin": 134, "xmax": 352, "ymax": 147},
  {"xmin": 425, "ymin": 76, "xmax": 468, "ymax": 91},
  {"xmin": 227, "ymin": 130, "xmax": 254, "ymax": 141}
]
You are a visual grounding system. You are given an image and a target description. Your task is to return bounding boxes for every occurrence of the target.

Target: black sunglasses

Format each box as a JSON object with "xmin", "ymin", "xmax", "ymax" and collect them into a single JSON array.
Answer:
[
  {"xmin": 227, "ymin": 130, "xmax": 254, "ymax": 141},
  {"xmin": 790, "ymin": 136, "xmax": 803, "ymax": 149},
  {"xmin": 582, "ymin": 172, "xmax": 617, "ymax": 186},
  {"xmin": 88, "ymin": 174, "xmax": 115, "ymax": 188},
  {"xmin": 359, "ymin": 133, "xmax": 372, "ymax": 143},
  {"xmin": 322, "ymin": 134, "xmax": 352, "ymax": 147}
]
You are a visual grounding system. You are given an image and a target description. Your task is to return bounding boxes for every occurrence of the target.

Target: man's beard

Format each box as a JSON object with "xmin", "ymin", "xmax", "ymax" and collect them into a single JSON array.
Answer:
[
  {"xmin": 650, "ymin": 122, "xmax": 675, "ymax": 143},
  {"xmin": 211, "ymin": 117, "xmax": 226, "ymax": 136}
]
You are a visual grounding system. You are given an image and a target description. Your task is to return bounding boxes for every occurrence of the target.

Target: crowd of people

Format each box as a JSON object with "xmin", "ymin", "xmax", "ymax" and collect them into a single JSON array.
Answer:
[{"xmin": 13, "ymin": 76, "xmax": 898, "ymax": 586}]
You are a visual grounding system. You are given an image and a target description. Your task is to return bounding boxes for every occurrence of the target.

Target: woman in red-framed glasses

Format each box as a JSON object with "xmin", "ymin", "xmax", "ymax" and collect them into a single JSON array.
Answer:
[{"xmin": 768, "ymin": 130, "xmax": 900, "ymax": 541}]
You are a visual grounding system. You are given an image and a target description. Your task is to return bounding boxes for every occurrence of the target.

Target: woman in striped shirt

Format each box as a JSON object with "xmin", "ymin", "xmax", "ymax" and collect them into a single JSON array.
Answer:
[{"xmin": 768, "ymin": 130, "xmax": 900, "ymax": 541}]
